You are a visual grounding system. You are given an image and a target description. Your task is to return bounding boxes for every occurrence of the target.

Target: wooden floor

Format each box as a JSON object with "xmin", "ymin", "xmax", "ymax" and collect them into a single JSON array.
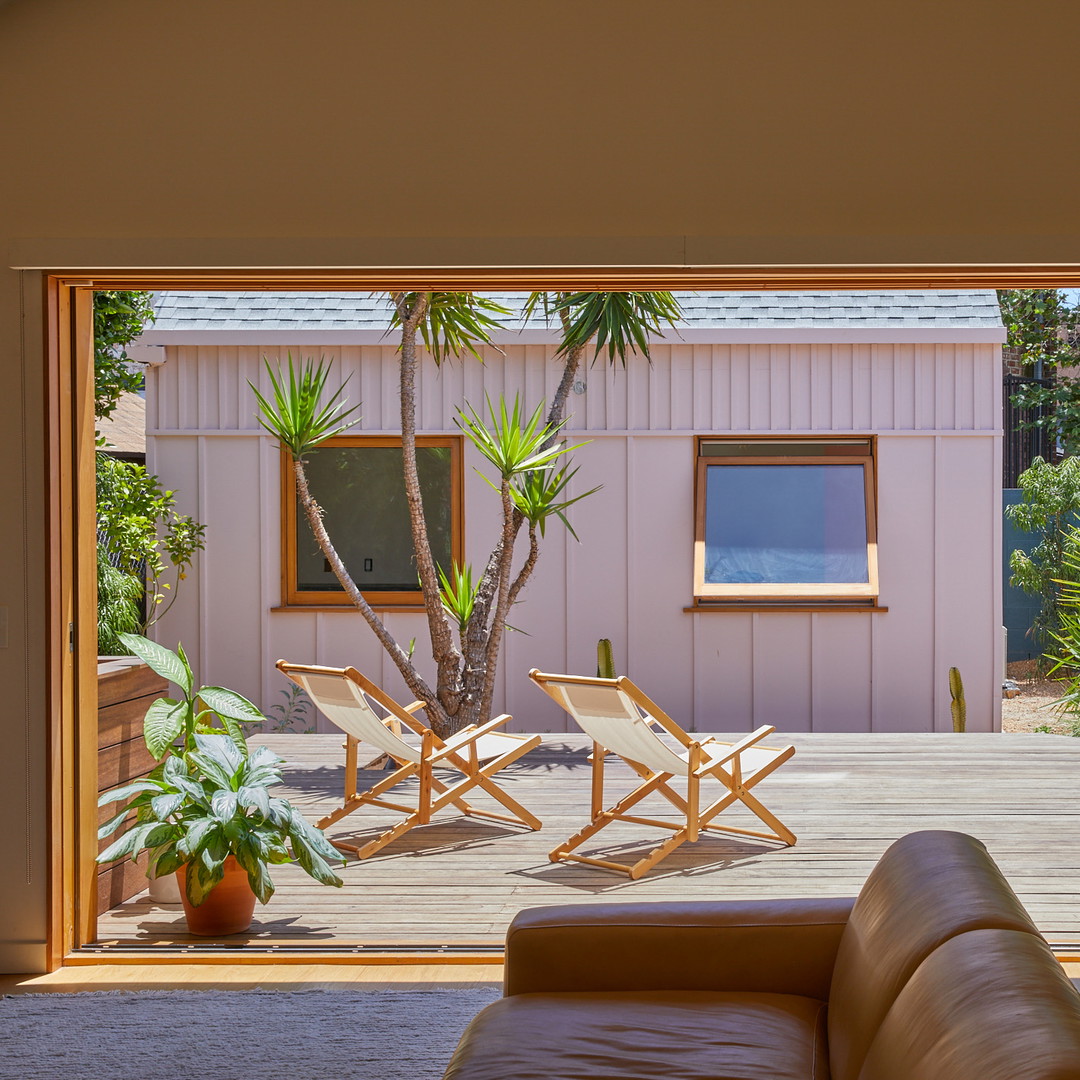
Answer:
[{"xmin": 95, "ymin": 732, "xmax": 1080, "ymax": 951}]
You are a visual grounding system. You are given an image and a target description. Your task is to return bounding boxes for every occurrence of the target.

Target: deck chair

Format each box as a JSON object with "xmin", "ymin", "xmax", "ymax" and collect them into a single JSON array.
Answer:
[
  {"xmin": 529, "ymin": 669, "xmax": 796, "ymax": 879},
  {"xmin": 277, "ymin": 661, "xmax": 542, "ymax": 859}
]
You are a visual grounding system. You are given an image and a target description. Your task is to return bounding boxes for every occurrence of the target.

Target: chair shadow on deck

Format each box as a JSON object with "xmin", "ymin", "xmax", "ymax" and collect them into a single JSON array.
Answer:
[
  {"xmin": 278, "ymin": 741, "xmax": 593, "ymax": 804},
  {"xmin": 280, "ymin": 762, "xmax": 552, "ymax": 802},
  {"xmin": 512, "ymin": 832, "xmax": 782, "ymax": 893},
  {"xmin": 328, "ymin": 816, "xmax": 524, "ymax": 861}
]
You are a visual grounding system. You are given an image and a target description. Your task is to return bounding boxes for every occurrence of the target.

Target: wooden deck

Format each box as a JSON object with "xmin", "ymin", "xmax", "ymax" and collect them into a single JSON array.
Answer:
[{"xmin": 96, "ymin": 732, "xmax": 1080, "ymax": 950}]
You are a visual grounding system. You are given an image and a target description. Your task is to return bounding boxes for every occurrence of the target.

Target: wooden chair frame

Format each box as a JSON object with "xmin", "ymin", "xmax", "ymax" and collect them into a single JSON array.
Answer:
[
  {"xmin": 278, "ymin": 661, "xmax": 542, "ymax": 859},
  {"xmin": 529, "ymin": 669, "xmax": 796, "ymax": 879}
]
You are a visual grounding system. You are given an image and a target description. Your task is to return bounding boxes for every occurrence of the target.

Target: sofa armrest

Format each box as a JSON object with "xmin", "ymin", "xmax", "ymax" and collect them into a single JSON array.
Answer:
[{"xmin": 504, "ymin": 897, "xmax": 855, "ymax": 1000}]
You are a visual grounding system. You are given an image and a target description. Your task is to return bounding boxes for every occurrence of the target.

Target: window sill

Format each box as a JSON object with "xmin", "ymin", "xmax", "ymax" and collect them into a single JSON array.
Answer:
[
  {"xmin": 684, "ymin": 601, "xmax": 888, "ymax": 614},
  {"xmin": 271, "ymin": 604, "xmax": 429, "ymax": 614}
]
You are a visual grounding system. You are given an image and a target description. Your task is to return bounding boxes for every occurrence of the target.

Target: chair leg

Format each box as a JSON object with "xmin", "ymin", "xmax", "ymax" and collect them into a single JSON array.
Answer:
[
  {"xmin": 317, "ymin": 759, "xmax": 417, "ymax": 830},
  {"xmin": 349, "ymin": 811, "xmax": 426, "ymax": 860},
  {"xmin": 439, "ymin": 737, "xmax": 543, "ymax": 830},
  {"xmin": 430, "ymin": 759, "xmax": 542, "ymax": 831},
  {"xmin": 321, "ymin": 732, "xmax": 544, "ymax": 860},
  {"xmin": 696, "ymin": 780, "xmax": 795, "ymax": 846},
  {"xmin": 549, "ymin": 770, "xmax": 673, "ymax": 871},
  {"xmin": 737, "ymin": 787, "xmax": 797, "ymax": 846},
  {"xmin": 627, "ymin": 826, "xmax": 692, "ymax": 880}
]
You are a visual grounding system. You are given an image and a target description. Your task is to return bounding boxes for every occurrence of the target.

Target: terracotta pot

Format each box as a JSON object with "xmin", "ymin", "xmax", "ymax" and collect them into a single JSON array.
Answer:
[{"xmin": 177, "ymin": 855, "xmax": 257, "ymax": 936}]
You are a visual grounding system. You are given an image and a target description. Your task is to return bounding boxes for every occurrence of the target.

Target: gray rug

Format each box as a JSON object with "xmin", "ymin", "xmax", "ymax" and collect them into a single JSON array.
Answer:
[{"xmin": 0, "ymin": 987, "xmax": 501, "ymax": 1080}]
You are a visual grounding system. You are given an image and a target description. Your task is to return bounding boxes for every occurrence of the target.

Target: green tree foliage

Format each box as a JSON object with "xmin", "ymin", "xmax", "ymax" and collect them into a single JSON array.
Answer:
[
  {"xmin": 1006, "ymin": 456, "xmax": 1080, "ymax": 652},
  {"xmin": 97, "ymin": 559, "xmax": 143, "ymax": 655},
  {"xmin": 94, "ymin": 290, "xmax": 155, "ymax": 422},
  {"xmin": 94, "ymin": 290, "xmax": 206, "ymax": 655},
  {"xmin": 1041, "ymin": 524, "xmax": 1080, "ymax": 734},
  {"xmin": 999, "ymin": 288, "xmax": 1080, "ymax": 456},
  {"xmin": 96, "ymin": 455, "xmax": 206, "ymax": 648}
]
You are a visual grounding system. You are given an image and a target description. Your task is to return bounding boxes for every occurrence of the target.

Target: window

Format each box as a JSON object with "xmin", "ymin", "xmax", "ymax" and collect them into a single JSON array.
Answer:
[
  {"xmin": 693, "ymin": 437, "xmax": 878, "ymax": 605},
  {"xmin": 283, "ymin": 436, "xmax": 463, "ymax": 607}
]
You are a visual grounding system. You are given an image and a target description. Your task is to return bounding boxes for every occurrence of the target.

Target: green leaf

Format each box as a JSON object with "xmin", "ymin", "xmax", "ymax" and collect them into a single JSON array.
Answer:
[
  {"xmin": 234, "ymin": 834, "xmax": 274, "ymax": 904},
  {"xmin": 175, "ymin": 642, "xmax": 195, "ymax": 696},
  {"xmin": 149, "ymin": 792, "xmax": 185, "ymax": 820},
  {"xmin": 437, "ymin": 562, "xmax": 477, "ymax": 631},
  {"xmin": 250, "ymin": 355, "xmax": 362, "ymax": 459},
  {"xmin": 456, "ymin": 395, "xmax": 585, "ymax": 481},
  {"xmin": 247, "ymin": 744, "xmax": 284, "ymax": 771},
  {"xmin": 143, "ymin": 696, "xmax": 189, "ymax": 759},
  {"xmin": 96, "ymin": 821, "xmax": 159, "ymax": 864},
  {"xmin": 288, "ymin": 807, "xmax": 346, "ymax": 871},
  {"xmin": 185, "ymin": 748, "xmax": 234, "ymax": 792},
  {"xmin": 184, "ymin": 851, "xmax": 225, "ymax": 906},
  {"xmin": 198, "ymin": 686, "xmax": 266, "ymax": 742},
  {"xmin": 97, "ymin": 779, "xmax": 161, "ymax": 807},
  {"xmin": 210, "ymin": 789, "xmax": 240, "ymax": 822},
  {"xmin": 153, "ymin": 850, "xmax": 184, "ymax": 878},
  {"xmin": 189, "ymin": 732, "xmax": 246, "ymax": 786},
  {"xmin": 117, "ymin": 634, "xmax": 193, "ymax": 695},
  {"xmin": 237, "ymin": 784, "xmax": 271, "ymax": 818},
  {"xmin": 531, "ymin": 291, "xmax": 683, "ymax": 365},
  {"xmin": 198, "ymin": 686, "xmax": 264, "ymax": 724},
  {"xmin": 510, "ymin": 462, "xmax": 601, "ymax": 539},
  {"xmin": 390, "ymin": 292, "xmax": 510, "ymax": 366},
  {"xmin": 97, "ymin": 806, "xmax": 133, "ymax": 840},
  {"xmin": 176, "ymin": 817, "xmax": 221, "ymax": 860}
]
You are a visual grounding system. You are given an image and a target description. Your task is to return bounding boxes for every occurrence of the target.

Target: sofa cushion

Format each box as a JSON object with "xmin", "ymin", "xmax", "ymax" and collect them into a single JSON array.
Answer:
[
  {"xmin": 858, "ymin": 929, "xmax": 1080, "ymax": 1080},
  {"xmin": 827, "ymin": 831, "xmax": 1042, "ymax": 1080},
  {"xmin": 444, "ymin": 991, "xmax": 829, "ymax": 1080},
  {"xmin": 504, "ymin": 897, "xmax": 855, "ymax": 1000}
]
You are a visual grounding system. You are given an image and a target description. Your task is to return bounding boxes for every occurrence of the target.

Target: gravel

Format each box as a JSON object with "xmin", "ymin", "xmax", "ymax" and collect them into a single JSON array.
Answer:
[{"xmin": 1001, "ymin": 661, "xmax": 1080, "ymax": 735}]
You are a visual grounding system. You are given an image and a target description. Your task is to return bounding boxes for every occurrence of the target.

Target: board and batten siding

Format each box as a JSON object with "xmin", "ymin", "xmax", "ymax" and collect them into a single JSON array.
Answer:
[{"xmin": 146, "ymin": 340, "xmax": 1002, "ymax": 734}]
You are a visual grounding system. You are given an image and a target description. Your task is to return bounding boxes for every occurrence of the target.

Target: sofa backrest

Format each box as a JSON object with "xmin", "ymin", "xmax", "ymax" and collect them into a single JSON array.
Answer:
[
  {"xmin": 827, "ymin": 831, "xmax": 1043, "ymax": 1080},
  {"xmin": 857, "ymin": 928, "xmax": 1080, "ymax": 1080}
]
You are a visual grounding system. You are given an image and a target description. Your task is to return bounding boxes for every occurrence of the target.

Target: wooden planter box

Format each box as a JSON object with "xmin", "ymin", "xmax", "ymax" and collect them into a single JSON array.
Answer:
[{"xmin": 96, "ymin": 658, "xmax": 167, "ymax": 915}]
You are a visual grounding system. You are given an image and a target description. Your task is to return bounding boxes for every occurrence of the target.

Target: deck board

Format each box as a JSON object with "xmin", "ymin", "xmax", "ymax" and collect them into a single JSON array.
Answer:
[{"xmin": 96, "ymin": 732, "xmax": 1080, "ymax": 948}]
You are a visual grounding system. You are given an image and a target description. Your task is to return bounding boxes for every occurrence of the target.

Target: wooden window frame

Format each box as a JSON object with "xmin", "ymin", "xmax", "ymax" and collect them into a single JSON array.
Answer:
[
  {"xmin": 39, "ymin": 263, "xmax": 1057, "ymax": 968},
  {"xmin": 281, "ymin": 435, "xmax": 464, "ymax": 608},
  {"xmin": 692, "ymin": 435, "xmax": 879, "ymax": 604}
]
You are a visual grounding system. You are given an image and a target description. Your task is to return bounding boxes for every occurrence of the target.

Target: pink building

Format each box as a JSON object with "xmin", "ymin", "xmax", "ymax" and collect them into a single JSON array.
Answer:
[{"xmin": 136, "ymin": 290, "xmax": 1006, "ymax": 733}]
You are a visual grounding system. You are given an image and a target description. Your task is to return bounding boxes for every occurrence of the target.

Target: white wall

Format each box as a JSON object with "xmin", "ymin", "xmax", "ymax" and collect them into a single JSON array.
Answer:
[{"xmin": 147, "ymin": 338, "xmax": 1002, "ymax": 735}]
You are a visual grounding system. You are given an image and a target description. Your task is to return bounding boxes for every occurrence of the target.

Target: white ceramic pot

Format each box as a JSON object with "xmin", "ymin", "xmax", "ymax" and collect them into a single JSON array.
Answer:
[{"xmin": 148, "ymin": 867, "xmax": 182, "ymax": 904}]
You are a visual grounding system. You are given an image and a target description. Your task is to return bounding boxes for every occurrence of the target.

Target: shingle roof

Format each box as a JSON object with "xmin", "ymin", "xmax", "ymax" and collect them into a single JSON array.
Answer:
[
  {"xmin": 149, "ymin": 290, "xmax": 1003, "ymax": 330},
  {"xmin": 96, "ymin": 392, "xmax": 145, "ymax": 455}
]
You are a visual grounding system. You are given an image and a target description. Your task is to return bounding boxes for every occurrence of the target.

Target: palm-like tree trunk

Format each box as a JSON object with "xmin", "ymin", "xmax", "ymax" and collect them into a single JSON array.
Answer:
[{"xmin": 392, "ymin": 293, "xmax": 465, "ymax": 728}]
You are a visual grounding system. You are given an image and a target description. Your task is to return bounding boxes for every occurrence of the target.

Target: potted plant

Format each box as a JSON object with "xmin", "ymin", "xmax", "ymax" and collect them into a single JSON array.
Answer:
[
  {"xmin": 108, "ymin": 631, "xmax": 271, "ymax": 904},
  {"xmin": 98, "ymin": 732, "xmax": 344, "ymax": 935}
]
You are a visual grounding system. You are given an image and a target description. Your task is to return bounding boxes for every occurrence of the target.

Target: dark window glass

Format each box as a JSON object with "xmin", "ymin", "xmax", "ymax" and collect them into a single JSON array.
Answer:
[{"xmin": 295, "ymin": 445, "xmax": 452, "ymax": 592}]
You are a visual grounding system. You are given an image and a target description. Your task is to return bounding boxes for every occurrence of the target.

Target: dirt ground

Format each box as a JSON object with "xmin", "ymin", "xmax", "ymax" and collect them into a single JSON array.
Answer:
[{"xmin": 1001, "ymin": 660, "xmax": 1080, "ymax": 734}]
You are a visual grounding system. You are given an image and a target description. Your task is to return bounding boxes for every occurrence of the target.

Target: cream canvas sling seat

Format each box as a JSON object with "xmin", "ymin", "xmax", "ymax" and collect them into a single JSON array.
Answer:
[
  {"xmin": 529, "ymin": 669, "xmax": 796, "ymax": 879},
  {"xmin": 277, "ymin": 661, "xmax": 542, "ymax": 859}
]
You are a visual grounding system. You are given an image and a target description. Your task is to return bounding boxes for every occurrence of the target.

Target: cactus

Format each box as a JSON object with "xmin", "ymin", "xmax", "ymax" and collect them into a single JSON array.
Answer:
[
  {"xmin": 949, "ymin": 666, "xmax": 967, "ymax": 732},
  {"xmin": 596, "ymin": 638, "xmax": 616, "ymax": 679}
]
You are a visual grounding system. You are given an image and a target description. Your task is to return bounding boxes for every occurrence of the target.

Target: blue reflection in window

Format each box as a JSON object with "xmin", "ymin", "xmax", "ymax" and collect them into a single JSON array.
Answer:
[{"xmin": 704, "ymin": 464, "xmax": 868, "ymax": 584}]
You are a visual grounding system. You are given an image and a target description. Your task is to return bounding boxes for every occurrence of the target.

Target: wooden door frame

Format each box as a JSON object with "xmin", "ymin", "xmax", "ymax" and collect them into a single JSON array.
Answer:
[{"xmin": 43, "ymin": 264, "xmax": 1080, "ymax": 968}]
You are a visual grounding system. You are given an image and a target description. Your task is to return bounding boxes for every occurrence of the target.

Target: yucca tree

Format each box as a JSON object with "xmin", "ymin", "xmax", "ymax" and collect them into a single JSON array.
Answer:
[
  {"xmin": 525, "ymin": 290, "xmax": 683, "ymax": 431},
  {"xmin": 254, "ymin": 290, "xmax": 680, "ymax": 737}
]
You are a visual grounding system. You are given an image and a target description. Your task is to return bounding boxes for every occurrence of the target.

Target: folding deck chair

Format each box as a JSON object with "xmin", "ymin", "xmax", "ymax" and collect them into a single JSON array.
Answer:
[
  {"xmin": 278, "ymin": 661, "xmax": 542, "ymax": 858},
  {"xmin": 529, "ymin": 669, "xmax": 796, "ymax": 879}
]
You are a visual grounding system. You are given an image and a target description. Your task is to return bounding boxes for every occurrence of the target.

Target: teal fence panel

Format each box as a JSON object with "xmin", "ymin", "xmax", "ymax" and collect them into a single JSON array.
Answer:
[{"xmin": 1003, "ymin": 489, "xmax": 1052, "ymax": 662}]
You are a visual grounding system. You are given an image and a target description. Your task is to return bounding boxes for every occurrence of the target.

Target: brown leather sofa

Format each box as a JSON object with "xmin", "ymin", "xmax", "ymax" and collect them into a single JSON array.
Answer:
[{"xmin": 444, "ymin": 831, "xmax": 1080, "ymax": 1080}]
